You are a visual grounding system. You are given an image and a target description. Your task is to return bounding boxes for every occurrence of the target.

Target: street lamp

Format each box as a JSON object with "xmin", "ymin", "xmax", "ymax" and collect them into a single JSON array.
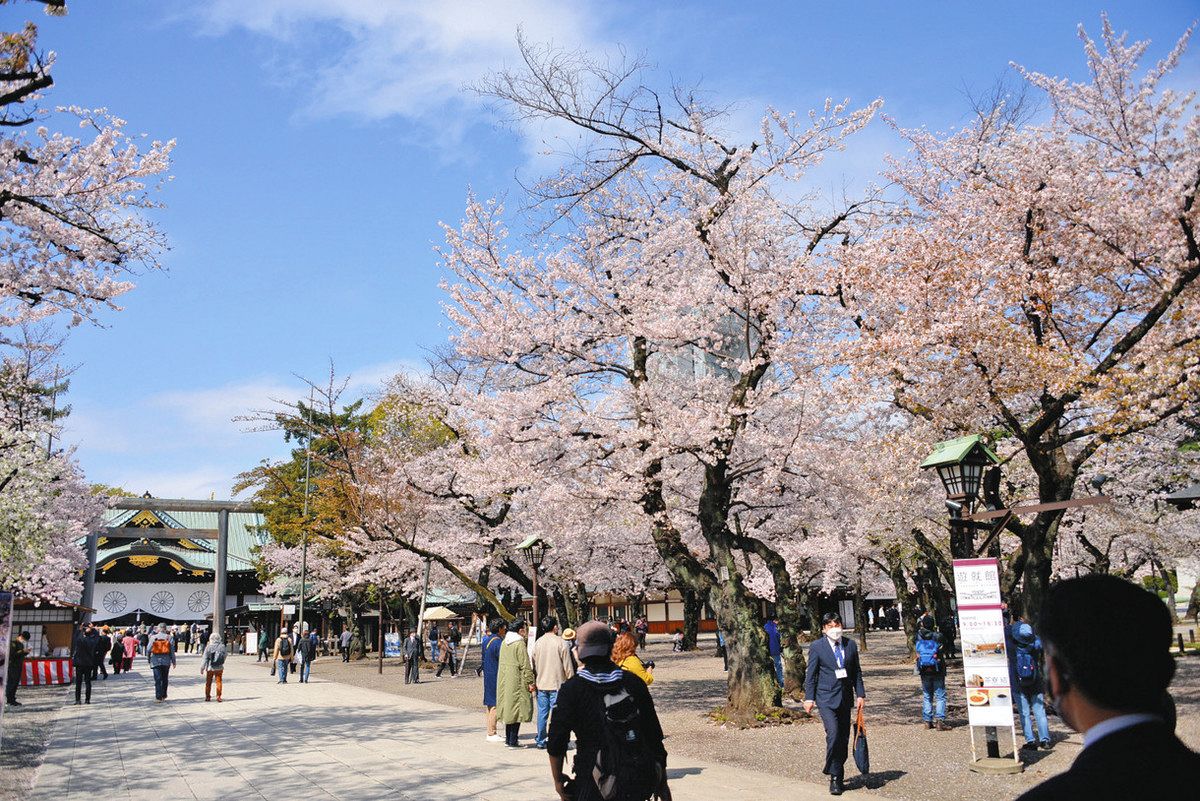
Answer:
[
  {"xmin": 921, "ymin": 435, "xmax": 1001, "ymax": 558},
  {"xmin": 517, "ymin": 535, "xmax": 551, "ymax": 643}
]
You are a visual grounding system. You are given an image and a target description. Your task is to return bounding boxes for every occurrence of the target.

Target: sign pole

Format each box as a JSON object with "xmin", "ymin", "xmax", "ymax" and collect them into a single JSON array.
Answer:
[{"xmin": 952, "ymin": 558, "xmax": 1024, "ymax": 775}]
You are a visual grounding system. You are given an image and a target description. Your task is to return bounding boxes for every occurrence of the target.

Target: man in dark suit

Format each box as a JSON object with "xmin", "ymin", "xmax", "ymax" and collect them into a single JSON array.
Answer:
[
  {"xmin": 804, "ymin": 612, "xmax": 866, "ymax": 796},
  {"xmin": 1016, "ymin": 575, "xmax": 1198, "ymax": 800}
]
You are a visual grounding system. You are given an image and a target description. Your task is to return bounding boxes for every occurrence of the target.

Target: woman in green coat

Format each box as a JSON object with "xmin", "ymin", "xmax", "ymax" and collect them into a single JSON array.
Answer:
[{"xmin": 496, "ymin": 619, "xmax": 535, "ymax": 747}]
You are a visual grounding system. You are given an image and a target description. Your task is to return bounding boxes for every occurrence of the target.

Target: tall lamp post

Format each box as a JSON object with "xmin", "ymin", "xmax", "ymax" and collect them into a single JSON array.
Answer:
[
  {"xmin": 517, "ymin": 535, "xmax": 550, "ymax": 644},
  {"xmin": 920, "ymin": 435, "xmax": 1001, "ymax": 559}
]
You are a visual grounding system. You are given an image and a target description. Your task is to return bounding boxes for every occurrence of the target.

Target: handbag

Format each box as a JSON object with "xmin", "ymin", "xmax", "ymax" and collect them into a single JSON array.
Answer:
[
  {"xmin": 852, "ymin": 706, "xmax": 870, "ymax": 774},
  {"xmin": 269, "ymin": 660, "xmax": 276, "ymax": 677}
]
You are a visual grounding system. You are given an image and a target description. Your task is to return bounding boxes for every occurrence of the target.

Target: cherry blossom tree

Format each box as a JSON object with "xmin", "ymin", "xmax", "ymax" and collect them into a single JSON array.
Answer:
[
  {"xmin": 434, "ymin": 39, "xmax": 882, "ymax": 716},
  {"xmin": 837, "ymin": 17, "xmax": 1199, "ymax": 621}
]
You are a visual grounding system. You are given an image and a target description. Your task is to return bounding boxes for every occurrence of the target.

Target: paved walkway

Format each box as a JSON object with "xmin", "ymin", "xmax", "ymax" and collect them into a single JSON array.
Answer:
[{"xmin": 33, "ymin": 654, "xmax": 832, "ymax": 800}]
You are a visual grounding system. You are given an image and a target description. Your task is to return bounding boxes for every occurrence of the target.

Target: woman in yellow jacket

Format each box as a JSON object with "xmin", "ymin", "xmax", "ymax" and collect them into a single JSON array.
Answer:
[{"xmin": 612, "ymin": 631, "xmax": 653, "ymax": 686}]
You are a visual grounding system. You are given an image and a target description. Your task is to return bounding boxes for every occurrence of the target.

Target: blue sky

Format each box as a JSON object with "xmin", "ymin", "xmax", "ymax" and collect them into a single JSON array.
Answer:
[{"xmin": 25, "ymin": 1, "xmax": 1196, "ymax": 498}]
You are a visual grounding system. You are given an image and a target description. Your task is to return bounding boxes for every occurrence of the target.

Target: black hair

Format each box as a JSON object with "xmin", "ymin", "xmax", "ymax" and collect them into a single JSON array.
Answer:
[
  {"xmin": 1040, "ymin": 575, "xmax": 1175, "ymax": 714},
  {"xmin": 488, "ymin": 618, "xmax": 506, "ymax": 634},
  {"xmin": 512, "ymin": 619, "xmax": 528, "ymax": 633},
  {"xmin": 19, "ymin": 631, "xmax": 30, "ymax": 639},
  {"xmin": 919, "ymin": 615, "xmax": 935, "ymax": 631},
  {"xmin": 821, "ymin": 612, "xmax": 842, "ymax": 627},
  {"xmin": 541, "ymin": 615, "xmax": 558, "ymax": 632}
]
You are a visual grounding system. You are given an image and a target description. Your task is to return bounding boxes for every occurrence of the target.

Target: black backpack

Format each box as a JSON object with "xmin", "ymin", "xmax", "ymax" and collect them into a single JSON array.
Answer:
[
  {"xmin": 591, "ymin": 684, "xmax": 663, "ymax": 801},
  {"xmin": 277, "ymin": 636, "xmax": 293, "ymax": 658}
]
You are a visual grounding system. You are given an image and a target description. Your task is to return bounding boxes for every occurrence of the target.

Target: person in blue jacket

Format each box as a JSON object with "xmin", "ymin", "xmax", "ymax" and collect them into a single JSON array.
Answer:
[
  {"xmin": 482, "ymin": 618, "xmax": 506, "ymax": 743},
  {"xmin": 764, "ymin": 615, "xmax": 783, "ymax": 686}
]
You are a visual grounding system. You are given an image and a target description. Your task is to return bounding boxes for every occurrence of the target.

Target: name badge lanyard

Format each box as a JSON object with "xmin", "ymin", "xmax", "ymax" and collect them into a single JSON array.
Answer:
[{"xmin": 834, "ymin": 641, "xmax": 848, "ymax": 679}]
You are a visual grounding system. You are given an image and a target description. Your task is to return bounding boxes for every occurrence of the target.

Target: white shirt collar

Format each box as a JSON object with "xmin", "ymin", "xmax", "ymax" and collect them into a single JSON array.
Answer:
[{"xmin": 1082, "ymin": 713, "xmax": 1160, "ymax": 749}]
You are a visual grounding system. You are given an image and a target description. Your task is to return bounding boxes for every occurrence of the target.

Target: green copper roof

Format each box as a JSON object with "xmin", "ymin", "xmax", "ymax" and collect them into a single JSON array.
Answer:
[
  {"xmin": 919, "ymin": 435, "xmax": 1000, "ymax": 469},
  {"xmin": 99, "ymin": 507, "xmax": 267, "ymax": 573}
]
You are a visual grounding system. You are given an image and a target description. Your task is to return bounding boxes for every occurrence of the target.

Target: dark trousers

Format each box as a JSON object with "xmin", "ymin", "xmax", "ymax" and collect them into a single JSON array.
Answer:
[
  {"xmin": 74, "ymin": 667, "xmax": 92, "ymax": 703},
  {"xmin": 96, "ymin": 658, "xmax": 107, "ymax": 678},
  {"xmin": 6, "ymin": 668, "xmax": 20, "ymax": 703},
  {"xmin": 505, "ymin": 722, "xmax": 521, "ymax": 747},
  {"xmin": 818, "ymin": 703, "xmax": 853, "ymax": 779},
  {"xmin": 152, "ymin": 665, "xmax": 170, "ymax": 700},
  {"xmin": 341, "ymin": 645, "xmax": 350, "ymax": 662},
  {"xmin": 404, "ymin": 657, "xmax": 420, "ymax": 684}
]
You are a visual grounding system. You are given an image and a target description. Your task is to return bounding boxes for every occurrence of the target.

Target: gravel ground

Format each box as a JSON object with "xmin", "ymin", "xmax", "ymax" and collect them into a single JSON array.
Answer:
[
  {"xmin": 0, "ymin": 684, "xmax": 69, "ymax": 801},
  {"xmin": 310, "ymin": 628, "xmax": 1199, "ymax": 801}
]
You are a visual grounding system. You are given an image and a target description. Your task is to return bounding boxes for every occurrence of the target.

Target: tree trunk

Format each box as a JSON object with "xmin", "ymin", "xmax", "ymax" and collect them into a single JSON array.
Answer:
[
  {"xmin": 776, "ymin": 589, "xmax": 808, "ymax": 700},
  {"xmin": 682, "ymin": 587, "xmax": 701, "ymax": 651},
  {"xmin": 805, "ymin": 593, "xmax": 823, "ymax": 638},
  {"xmin": 1017, "ymin": 446, "xmax": 1076, "ymax": 625},
  {"xmin": 854, "ymin": 568, "xmax": 868, "ymax": 653},
  {"xmin": 712, "ymin": 578, "xmax": 780, "ymax": 720},
  {"xmin": 881, "ymin": 550, "xmax": 921, "ymax": 658},
  {"xmin": 552, "ymin": 587, "xmax": 571, "ymax": 629}
]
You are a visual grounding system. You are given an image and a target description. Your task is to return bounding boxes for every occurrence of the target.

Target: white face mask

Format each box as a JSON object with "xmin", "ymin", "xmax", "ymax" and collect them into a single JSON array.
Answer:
[{"xmin": 825, "ymin": 627, "xmax": 843, "ymax": 642}]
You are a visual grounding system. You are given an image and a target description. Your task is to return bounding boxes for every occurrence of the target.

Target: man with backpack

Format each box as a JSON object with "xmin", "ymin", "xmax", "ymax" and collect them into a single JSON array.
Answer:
[
  {"xmin": 1009, "ymin": 620, "xmax": 1051, "ymax": 750},
  {"xmin": 546, "ymin": 620, "xmax": 670, "ymax": 801},
  {"xmin": 147, "ymin": 623, "xmax": 176, "ymax": 702},
  {"xmin": 272, "ymin": 629, "xmax": 295, "ymax": 684},
  {"xmin": 914, "ymin": 616, "xmax": 949, "ymax": 730}
]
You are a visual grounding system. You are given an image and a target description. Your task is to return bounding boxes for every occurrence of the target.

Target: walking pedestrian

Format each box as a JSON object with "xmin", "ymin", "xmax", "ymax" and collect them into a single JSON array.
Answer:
[
  {"xmin": 1008, "ymin": 621, "xmax": 1051, "ymax": 750},
  {"xmin": 138, "ymin": 627, "xmax": 149, "ymax": 655},
  {"xmin": 482, "ymin": 618, "xmax": 506, "ymax": 741},
  {"xmin": 803, "ymin": 612, "xmax": 866, "ymax": 796},
  {"xmin": 271, "ymin": 629, "xmax": 294, "ymax": 683},
  {"xmin": 497, "ymin": 619, "xmax": 535, "ymax": 748},
  {"xmin": 448, "ymin": 621, "xmax": 462, "ymax": 673},
  {"xmin": 147, "ymin": 623, "xmax": 176, "ymax": 702},
  {"xmin": 71, "ymin": 624, "xmax": 98, "ymax": 705},
  {"xmin": 95, "ymin": 626, "xmax": 112, "ymax": 681},
  {"xmin": 1015, "ymin": 575, "xmax": 1199, "ymax": 800},
  {"xmin": 297, "ymin": 628, "xmax": 315, "ymax": 683},
  {"xmin": 121, "ymin": 629, "xmax": 137, "ymax": 673},
  {"xmin": 340, "ymin": 628, "xmax": 352, "ymax": 662},
  {"xmin": 110, "ymin": 628, "xmax": 124, "ymax": 675},
  {"xmin": 716, "ymin": 629, "xmax": 729, "ymax": 672},
  {"xmin": 612, "ymin": 631, "xmax": 654, "ymax": 686},
  {"xmin": 562, "ymin": 627, "xmax": 578, "ymax": 672},
  {"xmin": 251, "ymin": 628, "xmax": 265, "ymax": 662},
  {"xmin": 546, "ymin": 620, "xmax": 671, "ymax": 801},
  {"xmin": 429, "ymin": 622, "xmax": 441, "ymax": 664},
  {"xmin": 201, "ymin": 632, "xmax": 227, "ymax": 702},
  {"xmin": 403, "ymin": 628, "xmax": 422, "ymax": 684},
  {"xmin": 915, "ymin": 616, "xmax": 949, "ymax": 730},
  {"xmin": 635, "ymin": 615, "xmax": 649, "ymax": 649},
  {"xmin": 5, "ymin": 631, "xmax": 30, "ymax": 707},
  {"xmin": 435, "ymin": 630, "xmax": 453, "ymax": 677},
  {"xmin": 531, "ymin": 616, "xmax": 576, "ymax": 750},
  {"xmin": 764, "ymin": 614, "xmax": 784, "ymax": 686}
]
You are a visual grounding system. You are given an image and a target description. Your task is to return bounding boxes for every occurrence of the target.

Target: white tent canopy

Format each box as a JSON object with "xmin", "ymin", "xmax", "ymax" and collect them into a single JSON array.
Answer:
[{"xmin": 420, "ymin": 606, "xmax": 460, "ymax": 621}]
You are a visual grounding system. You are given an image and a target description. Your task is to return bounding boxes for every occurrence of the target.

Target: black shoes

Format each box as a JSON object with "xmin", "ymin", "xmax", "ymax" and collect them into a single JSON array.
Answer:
[{"xmin": 829, "ymin": 776, "xmax": 844, "ymax": 795}]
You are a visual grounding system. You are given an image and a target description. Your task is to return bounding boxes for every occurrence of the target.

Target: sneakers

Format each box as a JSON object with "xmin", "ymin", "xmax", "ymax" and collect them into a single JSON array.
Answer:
[
  {"xmin": 485, "ymin": 734, "xmax": 504, "ymax": 743},
  {"xmin": 1040, "ymin": 740, "xmax": 1051, "ymax": 750},
  {"xmin": 936, "ymin": 721, "xmax": 951, "ymax": 731}
]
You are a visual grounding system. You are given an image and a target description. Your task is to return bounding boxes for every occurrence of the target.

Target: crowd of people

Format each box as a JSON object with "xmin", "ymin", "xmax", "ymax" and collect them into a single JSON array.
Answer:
[{"xmin": 4, "ymin": 576, "xmax": 1194, "ymax": 800}]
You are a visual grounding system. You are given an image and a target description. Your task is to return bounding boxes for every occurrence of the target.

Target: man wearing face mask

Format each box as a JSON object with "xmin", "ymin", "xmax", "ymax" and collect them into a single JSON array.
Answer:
[
  {"xmin": 803, "ymin": 613, "xmax": 866, "ymax": 796},
  {"xmin": 1016, "ymin": 575, "xmax": 1197, "ymax": 800}
]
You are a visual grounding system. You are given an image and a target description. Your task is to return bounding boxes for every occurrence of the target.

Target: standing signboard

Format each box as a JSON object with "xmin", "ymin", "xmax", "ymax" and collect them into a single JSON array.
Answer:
[
  {"xmin": 383, "ymin": 631, "xmax": 403, "ymax": 658},
  {"xmin": 952, "ymin": 558, "xmax": 1020, "ymax": 765},
  {"xmin": 0, "ymin": 590, "xmax": 14, "ymax": 748}
]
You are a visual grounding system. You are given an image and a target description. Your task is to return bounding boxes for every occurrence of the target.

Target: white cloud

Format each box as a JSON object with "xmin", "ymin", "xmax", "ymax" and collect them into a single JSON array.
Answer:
[
  {"xmin": 62, "ymin": 358, "xmax": 418, "ymax": 498},
  {"xmin": 193, "ymin": 0, "xmax": 607, "ymax": 147}
]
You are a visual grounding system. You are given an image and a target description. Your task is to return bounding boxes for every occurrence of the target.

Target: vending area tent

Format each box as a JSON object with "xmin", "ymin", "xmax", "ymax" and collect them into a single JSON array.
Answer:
[{"xmin": 419, "ymin": 606, "xmax": 460, "ymax": 621}]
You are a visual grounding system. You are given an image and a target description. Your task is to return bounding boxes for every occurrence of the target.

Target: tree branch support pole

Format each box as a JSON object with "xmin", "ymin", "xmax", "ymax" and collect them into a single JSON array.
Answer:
[
  {"xmin": 215, "ymin": 509, "xmax": 229, "ymax": 640},
  {"xmin": 416, "ymin": 557, "xmax": 432, "ymax": 663}
]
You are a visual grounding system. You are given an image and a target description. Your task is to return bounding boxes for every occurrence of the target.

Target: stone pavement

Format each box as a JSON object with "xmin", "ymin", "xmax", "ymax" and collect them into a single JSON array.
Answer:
[{"xmin": 32, "ymin": 653, "xmax": 834, "ymax": 800}]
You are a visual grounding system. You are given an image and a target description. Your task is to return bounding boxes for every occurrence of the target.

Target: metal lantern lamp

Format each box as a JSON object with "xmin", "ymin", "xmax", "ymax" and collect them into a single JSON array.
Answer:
[{"xmin": 517, "ymin": 535, "xmax": 551, "ymax": 642}]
